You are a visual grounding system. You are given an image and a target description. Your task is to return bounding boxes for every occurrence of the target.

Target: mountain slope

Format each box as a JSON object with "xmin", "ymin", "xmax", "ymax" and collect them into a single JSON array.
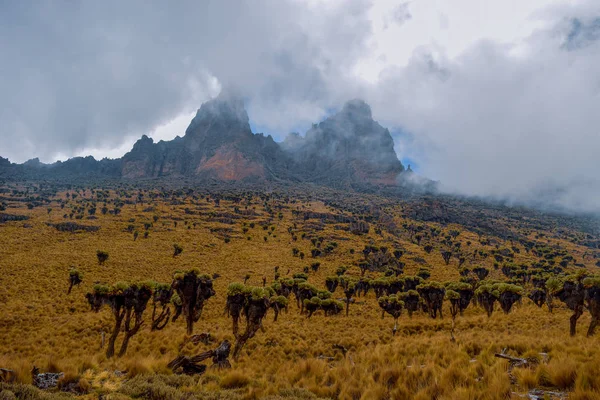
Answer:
[
  {"xmin": 121, "ymin": 94, "xmax": 293, "ymax": 181},
  {"xmin": 1, "ymin": 96, "xmax": 407, "ymax": 186},
  {"xmin": 283, "ymin": 99, "xmax": 404, "ymax": 185}
]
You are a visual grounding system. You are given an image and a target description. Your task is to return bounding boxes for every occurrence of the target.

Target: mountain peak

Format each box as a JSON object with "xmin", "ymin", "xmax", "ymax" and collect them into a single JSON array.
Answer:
[
  {"xmin": 132, "ymin": 135, "xmax": 154, "ymax": 149},
  {"xmin": 286, "ymin": 99, "xmax": 404, "ymax": 185},
  {"xmin": 24, "ymin": 158, "xmax": 44, "ymax": 168},
  {"xmin": 4, "ymin": 98, "xmax": 408, "ymax": 186},
  {"xmin": 341, "ymin": 99, "xmax": 372, "ymax": 119},
  {"xmin": 185, "ymin": 93, "xmax": 250, "ymax": 139}
]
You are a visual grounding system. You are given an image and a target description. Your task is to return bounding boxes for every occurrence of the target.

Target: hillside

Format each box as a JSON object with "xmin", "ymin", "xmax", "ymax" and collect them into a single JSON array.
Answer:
[
  {"xmin": 0, "ymin": 96, "xmax": 408, "ymax": 187},
  {"xmin": 1, "ymin": 181, "xmax": 600, "ymax": 399}
]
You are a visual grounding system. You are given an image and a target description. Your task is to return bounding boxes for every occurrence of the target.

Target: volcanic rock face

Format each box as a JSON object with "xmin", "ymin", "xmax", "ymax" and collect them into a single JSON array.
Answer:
[
  {"xmin": 121, "ymin": 94, "xmax": 290, "ymax": 180},
  {"xmin": 2, "ymin": 96, "xmax": 406, "ymax": 186},
  {"xmin": 282, "ymin": 99, "xmax": 404, "ymax": 185}
]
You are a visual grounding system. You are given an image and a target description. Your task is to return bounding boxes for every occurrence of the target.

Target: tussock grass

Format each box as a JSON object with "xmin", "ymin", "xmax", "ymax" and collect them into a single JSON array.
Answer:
[{"xmin": 0, "ymin": 186, "xmax": 599, "ymax": 398}]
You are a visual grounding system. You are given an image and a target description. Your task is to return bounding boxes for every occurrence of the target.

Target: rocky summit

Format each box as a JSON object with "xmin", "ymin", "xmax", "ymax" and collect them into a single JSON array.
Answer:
[
  {"xmin": 282, "ymin": 99, "xmax": 404, "ymax": 185},
  {"xmin": 0, "ymin": 95, "xmax": 407, "ymax": 186}
]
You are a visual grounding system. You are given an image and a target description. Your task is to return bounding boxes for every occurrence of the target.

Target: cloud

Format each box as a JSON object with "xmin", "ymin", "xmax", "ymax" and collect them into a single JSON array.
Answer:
[
  {"xmin": 369, "ymin": 2, "xmax": 600, "ymax": 213},
  {"xmin": 0, "ymin": 0, "xmax": 371, "ymax": 163},
  {"xmin": 382, "ymin": 2, "xmax": 412, "ymax": 30},
  {"xmin": 1, "ymin": 0, "xmax": 599, "ymax": 214}
]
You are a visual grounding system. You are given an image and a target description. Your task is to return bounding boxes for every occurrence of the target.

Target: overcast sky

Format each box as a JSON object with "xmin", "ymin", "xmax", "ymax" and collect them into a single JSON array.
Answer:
[{"xmin": 1, "ymin": 0, "xmax": 599, "ymax": 211}]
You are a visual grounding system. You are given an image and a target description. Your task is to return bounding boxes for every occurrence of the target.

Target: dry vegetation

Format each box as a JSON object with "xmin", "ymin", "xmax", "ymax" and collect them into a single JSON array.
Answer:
[{"xmin": 1, "ymin": 182, "xmax": 600, "ymax": 399}]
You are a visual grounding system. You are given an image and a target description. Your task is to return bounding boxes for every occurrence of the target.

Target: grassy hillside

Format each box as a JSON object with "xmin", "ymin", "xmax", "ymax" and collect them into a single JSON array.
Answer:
[{"xmin": 0, "ymin": 183, "xmax": 599, "ymax": 399}]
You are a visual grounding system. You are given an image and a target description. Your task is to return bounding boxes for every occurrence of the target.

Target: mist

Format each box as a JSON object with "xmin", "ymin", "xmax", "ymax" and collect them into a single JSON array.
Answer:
[
  {"xmin": 366, "ymin": 3, "xmax": 600, "ymax": 213},
  {"xmin": 1, "ymin": 0, "xmax": 599, "ymax": 213}
]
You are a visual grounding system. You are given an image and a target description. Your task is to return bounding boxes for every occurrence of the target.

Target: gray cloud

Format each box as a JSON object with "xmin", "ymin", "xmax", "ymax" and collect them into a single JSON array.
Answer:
[
  {"xmin": 0, "ymin": 0, "xmax": 371, "ymax": 162},
  {"xmin": 1, "ymin": 0, "xmax": 600, "ymax": 213},
  {"xmin": 368, "ymin": 3, "xmax": 600, "ymax": 213}
]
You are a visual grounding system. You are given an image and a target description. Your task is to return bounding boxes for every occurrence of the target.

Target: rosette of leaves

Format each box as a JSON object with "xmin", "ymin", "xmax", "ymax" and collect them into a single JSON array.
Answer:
[
  {"xmin": 416, "ymin": 281, "xmax": 445, "ymax": 319},
  {"xmin": 293, "ymin": 272, "xmax": 308, "ymax": 281},
  {"xmin": 68, "ymin": 268, "xmax": 83, "ymax": 294},
  {"xmin": 303, "ymin": 296, "xmax": 321, "ymax": 318},
  {"xmin": 151, "ymin": 282, "xmax": 173, "ymax": 331},
  {"xmin": 85, "ymin": 281, "xmax": 153, "ymax": 358},
  {"xmin": 445, "ymin": 290, "xmax": 461, "ymax": 319},
  {"xmin": 582, "ymin": 276, "xmax": 600, "ymax": 336},
  {"xmin": 445, "ymin": 281, "xmax": 474, "ymax": 316},
  {"xmin": 551, "ymin": 272, "xmax": 587, "ymax": 336},
  {"xmin": 344, "ymin": 281, "xmax": 357, "ymax": 316},
  {"xmin": 387, "ymin": 277, "xmax": 404, "ymax": 295},
  {"xmin": 276, "ymin": 278, "xmax": 295, "ymax": 298},
  {"xmin": 475, "ymin": 284, "xmax": 499, "ymax": 317},
  {"xmin": 370, "ymin": 277, "xmax": 390, "ymax": 298},
  {"xmin": 226, "ymin": 283, "xmax": 249, "ymax": 338},
  {"xmin": 416, "ymin": 268, "xmax": 431, "ymax": 280},
  {"xmin": 472, "ymin": 267, "xmax": 489, "ymax": 281},
  {"xmin": 378, "ymin": 294, "xmax": 404, "ymax": 335},
  {"xmin": 528, "ymin": 288, "xmax": 546, "ymax": 308},
  {"xmin": 399, "ymin": 290, "xmax": 420, "ymax": 317},
  {"xmin": 320, "ymin": 298, "xmax": 344, "ymax": 316},
  {"xmin": 231, "ymin": 285, "xmax": 271, "ymax": 360},
  {"xmin": 172, "ymin": 269, "xmax": 215, "ymax": 335},
  {"xmin": 296, "ymin": 282, "xmax": 318, "ymax": 313},
  {"xmin": 403, "ymin": 275, "xmax": 423, "ymax": 291},
  {"xmin": 269, "ymin": 295, "xmax": 288, "ymax": 321},
  {"xmin": 378, "ymin": 295, "xmax": 404, "ymax": 320},
  {"xmin": 544, "ymin": 277, "xmax": 562, "ymax": 313},
  {"xmin": 494, "ymin": 283, "xmax": 523, "ymax": 314},
  {"xmin": 325, "ymin": 276, "xmax": 339, "ymax": 293}
]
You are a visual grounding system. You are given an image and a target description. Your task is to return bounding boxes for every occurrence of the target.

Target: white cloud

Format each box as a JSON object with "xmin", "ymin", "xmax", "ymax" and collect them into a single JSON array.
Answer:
[
  {"xmin": 368, "ymin": 2, "xmax": 600, "ymax": 212},
  {"xmin": 1, "ymin": 0, "xmax": 599, "ymax": 212}
]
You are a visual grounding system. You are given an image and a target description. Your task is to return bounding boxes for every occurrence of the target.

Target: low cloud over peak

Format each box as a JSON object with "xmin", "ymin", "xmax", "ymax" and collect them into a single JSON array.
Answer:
[{"xmin": 1, "ymin": 0, "xmax": 599, "ymax": 213}]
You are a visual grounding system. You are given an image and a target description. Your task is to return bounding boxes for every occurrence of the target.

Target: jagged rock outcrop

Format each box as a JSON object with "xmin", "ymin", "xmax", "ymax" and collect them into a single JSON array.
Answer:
[
  {"xmin": 0, "ymin": 155, "xmax": 120, "ymax": 180},
  {"xmin": 121, "ymin": 94, "xmax": 293, "ymax": 180},
  {"xmin": 1, "ymin": 96, "xmax": 409, "ymax": 186},
  {"xmin": 282, "ymin": 99, "xmax": 404, "ymax": 185}
]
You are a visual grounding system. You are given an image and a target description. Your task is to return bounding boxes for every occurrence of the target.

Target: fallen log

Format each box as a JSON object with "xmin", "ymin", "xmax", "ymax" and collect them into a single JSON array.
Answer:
[
  {"xmin": 494, "ymin": 353, "xmax": 528, "ymax": 365},
  {"xmin": 495, "ymin": 349, "xmax": 539, "ymax": 384},
  {"xmin": 169, "ymin": 340, "xmax": 232, "ymax": 375},
  {"xmin": 167, "ymin": 355, "xmax": 207, "ymax": 375}
]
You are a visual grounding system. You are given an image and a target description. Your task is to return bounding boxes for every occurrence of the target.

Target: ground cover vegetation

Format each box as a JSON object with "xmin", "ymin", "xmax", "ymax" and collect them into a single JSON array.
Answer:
[{"xmin": 1, "ymin": 181, "xmax": 600, "ymax": 399}]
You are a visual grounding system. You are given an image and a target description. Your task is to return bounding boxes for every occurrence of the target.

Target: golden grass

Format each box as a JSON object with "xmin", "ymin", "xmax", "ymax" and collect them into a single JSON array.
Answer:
[{"xmin": 0, "ymin": 186, "xmax": 599, "ymax": 399}]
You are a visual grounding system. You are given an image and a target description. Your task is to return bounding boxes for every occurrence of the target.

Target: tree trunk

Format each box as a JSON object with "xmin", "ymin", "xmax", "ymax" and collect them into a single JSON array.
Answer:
[
  {"xmin": 546, "ymin": 294, "xmax": 554, "ymax": 313},
  {"xmin": 152, "ymin": 306, "xmax": 171, "ymax": 331},
  {"xmin": 232, "ymin": 334, "xmax": 248, "ymax": 361},
  {"xmin": 232, "ymin": 315, "xmax": 240, "ymax": 339},
  {"xmin": 570, "ymin": 307, "xmax": 583, "ymax": 336},
  {"xmin": 117, "ymin": 333, "xmax": 132, "ymax": 358},
  {"xmin": 587, "ymin": 316, "xmax": 598, "ymax": 337},
  {"xmin": 106, "ymin": 318, "xmax": 123, "ymax": 358},
  {"xmin": 345, "ymin": 299, "xmax": 350, "ymax": 317},
  {"xmin": 186, "ymin": 315, "xmax": 194, "ymax": 335}
]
